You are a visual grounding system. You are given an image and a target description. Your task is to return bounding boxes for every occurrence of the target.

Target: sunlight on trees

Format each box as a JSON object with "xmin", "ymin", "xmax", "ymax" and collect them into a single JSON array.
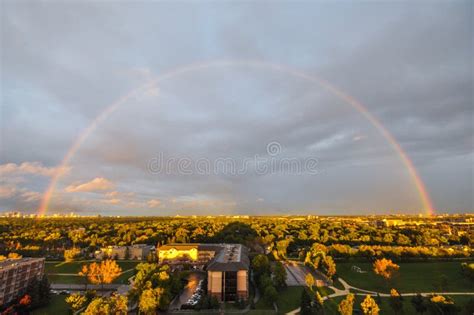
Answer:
[{"xmin": 373, "ymin": 258, "xmax": 399, "ymax": 280}]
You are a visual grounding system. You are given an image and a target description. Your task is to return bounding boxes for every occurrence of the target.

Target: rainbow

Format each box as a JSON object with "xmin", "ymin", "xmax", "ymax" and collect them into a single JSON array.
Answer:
[{"xmin": 38, "ymin": 60, "xmax": 435, "ymax": 216}]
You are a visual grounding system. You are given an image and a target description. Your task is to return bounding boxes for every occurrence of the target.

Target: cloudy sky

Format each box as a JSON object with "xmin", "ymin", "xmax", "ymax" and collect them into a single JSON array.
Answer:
[{"xmin": 1, "ymin": 1, "xmax": 472, "ymax": 215}]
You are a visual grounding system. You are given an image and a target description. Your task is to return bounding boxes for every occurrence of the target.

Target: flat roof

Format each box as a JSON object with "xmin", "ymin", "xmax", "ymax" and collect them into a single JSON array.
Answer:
[
  {"xmin": 158, "ymin": 243, "xmax": 250, "ymax": 271},
  {"xmin": 0, "ymin": 257, "xmax": 44, "ymax": 270}
]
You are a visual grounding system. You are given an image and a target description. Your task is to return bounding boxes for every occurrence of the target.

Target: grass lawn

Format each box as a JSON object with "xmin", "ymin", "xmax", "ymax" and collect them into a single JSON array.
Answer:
[
  {"xmin": 276, "ymin": 286, "xmax": 304, "ymax": 314},
  {"xmin": 246, "ymin": 311, "xmax": 276, "ymax": 315},
  {"xmin": 46, "ymin": 260, "xmax": 139, "ymax": 284},
  {"xmin": 45, "ymin": 260, "xmax": 139, "ymax": 274},
  {"xmin": 323, "ymin": 294, "xmax": 473, "ymax": 315},
  {"xmin": 336, "ymin": 261, "xmax": 473, "ymax": 293},
  {"xmin": 31, "ymin": 294, "xmax": 69, "ymax": 315},
  {"xmin": 317, "ymin": 286, "xmax": 334, "ymax": 297}
]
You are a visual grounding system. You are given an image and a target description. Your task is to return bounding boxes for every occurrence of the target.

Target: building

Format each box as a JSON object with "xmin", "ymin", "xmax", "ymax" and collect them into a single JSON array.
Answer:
[
  {"xmin": 207, "ymin": 244, "xmax": 249, "ymax": 302},
  {"xmin": 0, "ymin": 258, "xmax": 45, "ymax": 306},
  {"xmin": 157, "ymin": 243, "xmax": 249, "ymax": 301},
  {"xmin": 157, "ymin": 244, "xmax": 222, "ymax": 268},
  {"xmin": 95, "ymin": 244, "xmax": 154, "ymax": 260}
]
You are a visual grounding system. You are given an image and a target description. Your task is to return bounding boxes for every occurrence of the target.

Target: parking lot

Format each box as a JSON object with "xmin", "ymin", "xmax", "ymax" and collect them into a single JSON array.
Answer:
[
  {"xmin": 169, "ymin": 272, "xmax": 205, "ymax": 310},
  {"xmin": 285, "ymin": 262, "xmax": 309, "ymax": 286}
]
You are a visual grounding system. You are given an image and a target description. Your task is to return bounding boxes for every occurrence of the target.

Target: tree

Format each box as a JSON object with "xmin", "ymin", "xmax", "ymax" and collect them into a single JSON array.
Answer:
[
  {"xmin": 7, "ymin": 253, "xmax": 22, "ymax": 259},
  {"xmin": 361, "ymin": 295, "xmax": 380, "ymax": 315},
  {"xmin": 139, "ymin": 288, "xmax": 160, "ymax": 314},
  {"xmin": 64, "ymin": 247, "xmax": 81, "ymax": 262},
  {"xmin": 300, "ymin": 289, "xmax": 313, "ymax": 315},
  {"xmin": 373, "ymin": 258, "xmax": 399, "ymax": 280},
  {"xmin": 461, "ymin": 263, "xmax": 474, "ymax": 287},
  {"xmin": 79, "ymin": 264, "xmax": 91, "ymax": 290},
  {"xmin": 80, "ymin": 260, "xmax": 122, "ymax": 290},
  {"xmin": 389, "ymin": 289, "xmax": 403, "ymax": 314},
  {"xmin": 313, "ymin": 291, "xmax": 325, "ymax": 314},
  {"xmin": 263, "ymin": 285, "xmax": 278, "ymax": 306},
  {"xmin": 464, "ymin": 298, "xmax": 474, "ymax": 315},
  {"xmin": 338, "ymin": 293, "xmax": 355, "ymax": 315},
  {"xmin": 252, "ymin": 254, "xmax": 271, "ymax": 277},
  {"xmin": 411, "ymin": 294, "xmax": 427, "ymax": 314},
  {"xmin": 323, "ymin": 255, "xmax": 337, "ymax": 279},
  {"xmin": 276, "ymin": 239, "xmax": 290, "ymax": 259},
  {"xmin": 66, "ymin": 293, "xmax": 87, "ymax": 312},
  {"xmin": 305, "ymin": 273, "xmax": 315, "ymax": 291},
  {"xmin": 427, "ymin": 295, "xmax": 459, "ymax": 315},
  {"xmin": 273, "ymin": 261, "xmax": 287, "ymax": 288},
  {"xmin": 83, "ymin": 294, "xmax": 128, "ymax": 315}
]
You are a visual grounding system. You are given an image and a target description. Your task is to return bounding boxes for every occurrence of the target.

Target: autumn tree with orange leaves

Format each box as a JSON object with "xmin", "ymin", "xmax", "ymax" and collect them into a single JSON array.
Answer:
[
  {"xmin": 79, "ymin": 260, "xmax": 122, "ymax": 290},
  {"xmin": 373, "ymin": 258, "xmax": 399, "ymax": 280}
]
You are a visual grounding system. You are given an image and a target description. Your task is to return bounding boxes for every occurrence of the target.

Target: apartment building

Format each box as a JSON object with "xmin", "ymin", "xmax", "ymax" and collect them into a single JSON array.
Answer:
[
  {"xmin": 95, "ymin": 244, "xmax": 154, "ymax": 260},
  {"xmin": 0, "ymin": 258, "xmax": 45, "ymax": 306},
  {"xmin": 157, "ymin": 243, "xmax": 249, "ymax": 301}
]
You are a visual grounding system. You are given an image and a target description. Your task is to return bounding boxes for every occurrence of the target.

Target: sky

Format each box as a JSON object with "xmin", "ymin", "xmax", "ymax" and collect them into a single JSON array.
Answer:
[{"xmin": 1, "ymin": 1, "xmax": 472, "ymax": 216}]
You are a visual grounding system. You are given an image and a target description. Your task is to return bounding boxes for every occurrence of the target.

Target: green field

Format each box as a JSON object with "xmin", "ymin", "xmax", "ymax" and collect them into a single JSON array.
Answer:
[
  {"xmin": 276, "ymin": 286, "xmax": 304, "ymax": 314},
  {"xmin": 337, "ymin": 261, "xmax": 473, "ymax": 293},
  {"xmin": 254, "ymin": 286, "xmax": 303, "ymax": 313},
  {"xmin": 45, "ymin": 260, "xmax": 139, "ymax": 284},
  {"xmin": 31, "ymin": 294, "xmax": 69, "ymax": 315},
  {"xmin": 323, "ymin": 294, "xmax": 473, "ymax": 315}
]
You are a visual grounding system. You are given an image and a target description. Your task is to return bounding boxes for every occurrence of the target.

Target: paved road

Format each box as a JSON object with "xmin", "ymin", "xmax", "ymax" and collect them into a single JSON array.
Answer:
[
  {"xmin": 51, "ymin": 283, "xmax": 123, "ymax": 291},
  {"xmin": 284, "ymin": 262, "xmax": 310, "ymax": 286},
  {"xmin": 169, "ymin": 272, "xmax": 204, "ymax": 311}
]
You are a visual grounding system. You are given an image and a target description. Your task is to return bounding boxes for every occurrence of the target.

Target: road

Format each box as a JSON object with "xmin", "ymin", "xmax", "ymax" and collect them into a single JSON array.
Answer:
[
  {"xmin": 284, "ymin": 262, "xmax": 328, "ymax": 287},
  {"xmin": 285, "ymin": 262, "xmax": 308, "ymax": 286},
  {"xmin": 51, "ymin": 283, "xmax": 123, "ymax": 291},
  {"xmin": 169, "ymin": 272, "xmax": 204, "ymax": 311}
]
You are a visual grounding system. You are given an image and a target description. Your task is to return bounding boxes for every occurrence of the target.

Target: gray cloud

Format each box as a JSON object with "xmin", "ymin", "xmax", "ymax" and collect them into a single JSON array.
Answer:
[{"xmin": 1, "ymin": 1, "xmax": 472, "ymax": 214}]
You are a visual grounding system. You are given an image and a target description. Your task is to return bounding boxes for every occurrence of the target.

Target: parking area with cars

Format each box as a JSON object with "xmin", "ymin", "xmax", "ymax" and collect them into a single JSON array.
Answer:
[
  {"xmin": 181, "ymin": 279, "xmax": 204, "ymax": 309},
  {"xmin": 169, "ymin": 272, "xmax": 205, "ymax": 311}
]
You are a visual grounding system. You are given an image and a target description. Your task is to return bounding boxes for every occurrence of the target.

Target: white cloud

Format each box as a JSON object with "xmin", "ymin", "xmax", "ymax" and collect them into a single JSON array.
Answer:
[
  {"xmin": 65, "ymin": 177, "xmax": 114, "ymax": 193},
  {"xmin": 0, "ymin": 162, "xmax": 69, "ymax": 177},
  {"xmin": 147, "ymin": 199, "xmax": 162, "ymax": 208},
  {"xmin": 0, "ymin": 185, "xmax": 16, "ymax": 199}
]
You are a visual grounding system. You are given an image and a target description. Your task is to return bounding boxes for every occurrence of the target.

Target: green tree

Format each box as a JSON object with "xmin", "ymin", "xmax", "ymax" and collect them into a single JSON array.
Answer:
[
  {"xmin": 252, "ymin": 254, "xmax": 271, "ymax": 277},
  {"xmin": 389, "ymin": 289, "xmax": 403, "ymax": 315},
  {"xmin": 263, "ymin": 285, "xmax": 278, "ymax": 306},
  {"xmin": 314, "ymin": 291, "xmax": 325, "ymax": 314},
  {"xmin": 411, "ymin": 294, "xmax": 427, "ymax": 314},
  {"xmin": 300, "ymin": 289, "xmax": 312, "ymax": 315},
  {"xmin": 273, "ymin": 261, "xmax": 287, "ymax": 288}
]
